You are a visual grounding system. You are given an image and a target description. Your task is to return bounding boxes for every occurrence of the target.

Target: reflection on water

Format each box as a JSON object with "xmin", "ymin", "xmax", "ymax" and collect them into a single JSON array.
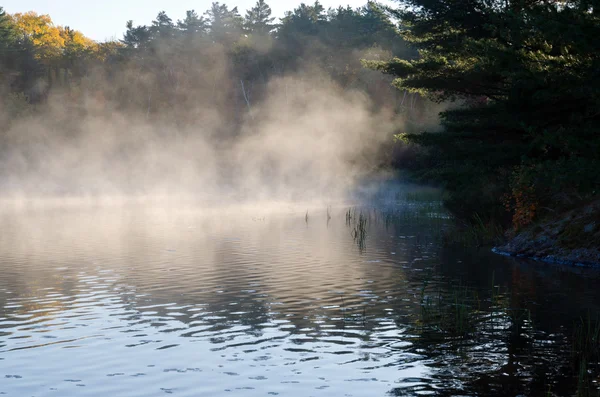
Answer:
[{"xmin": 0, "ymin": 200, "xmax": 599, "ymax": 396}]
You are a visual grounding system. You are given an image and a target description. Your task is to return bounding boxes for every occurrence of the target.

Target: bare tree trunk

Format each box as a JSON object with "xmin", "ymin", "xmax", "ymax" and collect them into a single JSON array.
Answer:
[{"xmin": 241, "ymin": 80, "xmax": 252, "ymax": 114}]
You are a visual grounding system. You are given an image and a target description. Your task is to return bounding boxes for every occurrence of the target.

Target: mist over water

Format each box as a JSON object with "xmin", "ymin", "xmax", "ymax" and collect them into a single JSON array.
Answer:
[{"xmin": 0, "ymin": 61, "xmax": 399, "ymax": 205}]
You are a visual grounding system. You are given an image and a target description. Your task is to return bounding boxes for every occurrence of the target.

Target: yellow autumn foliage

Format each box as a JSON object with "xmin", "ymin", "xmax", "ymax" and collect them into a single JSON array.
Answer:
[
  {"xmin": 59, "ymin": 26, "xmax": 95, "ymax": 49},
  {"xmin": 9, "ymin": 12, "xmax": 96, "ymax": 63}
]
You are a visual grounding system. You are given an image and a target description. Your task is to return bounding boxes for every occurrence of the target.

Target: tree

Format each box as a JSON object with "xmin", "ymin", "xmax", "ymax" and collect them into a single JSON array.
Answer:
[
  {"xmin": 0, "ymin": 7, "xmax": 25, "ymax": 94},
  {"xmin": 275, "ymin": 1, "xmax": 328, "ymax": 64},
  {"xmin": 244, "ymin": 0, "xmax": 276, "ymax": 35},
  {"xmin": 0, "ymin": 7, "xmax": 18, "ymax": 74},
  {"xmin": 150, "ymin": 11, "xmax": 176, "ymax": 41},
  {"xmin": 0, "ymin": 7, "xmax": 16, "ymax": 48},
  {"xmin": 177, "ymin": 10, "xmax": 209, "ymax": 37},
  {"xmin": 357, "ymin": 2, "xmax": 408, "ymax": 56},
  {"xmin": 367, "ymin": 0, "xmax": 600, "ymax": 224},
  {"xmin": 59, "ymin": 26, "xmax": 96, "ymax": 81},
  {"xmin": 122, "ymin": 20, "xmax": 150, "ymax": 49},
  {"xmin": 205, "ymin": 2, "xmax": 243, "ymax": 44},
  {"xmin": 10, "ymin": 12, "xmax": 64, "ymax": 63},
  {"xmin": 278, "ymin": 1, "xmax": 326, "ymax": 39}
]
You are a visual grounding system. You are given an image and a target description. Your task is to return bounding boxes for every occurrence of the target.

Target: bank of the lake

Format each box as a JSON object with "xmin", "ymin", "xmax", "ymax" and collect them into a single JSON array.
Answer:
[{"xmin": 494, "ymin": 199, "xmax": 600, "ymax": 267}]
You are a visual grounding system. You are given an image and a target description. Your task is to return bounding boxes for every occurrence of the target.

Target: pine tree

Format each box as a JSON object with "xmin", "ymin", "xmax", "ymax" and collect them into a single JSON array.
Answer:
[
  {"xmin": 150, "ymin": 11, "xmax": 175, "ymax": 40},
  {"xmin": 122, "ymin": 20, "xmax": 150, "ymax": 49},
  {"xmin": 244, "ymin": 0, "xmax": 276, "ymax": 35},
  {"xmin": 205, "ymin": 2, "xmax": 243, "ymax": 44},
  {"xmin": 367, "ymin": 0, "xmax": 600, "ymax": 222},
  {"xmin": 0, "ymin": 7, "xmax": 17, "ymax": 69},
  {"xmin": 177, "ymin": 10, "xmax": 208, "ymax": 37}
]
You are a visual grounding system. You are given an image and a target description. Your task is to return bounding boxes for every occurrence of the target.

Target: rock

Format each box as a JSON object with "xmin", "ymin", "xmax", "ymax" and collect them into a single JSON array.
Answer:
[{"xmin": 494, "ymin": 199, "xmax": 600, "ymax": 267}]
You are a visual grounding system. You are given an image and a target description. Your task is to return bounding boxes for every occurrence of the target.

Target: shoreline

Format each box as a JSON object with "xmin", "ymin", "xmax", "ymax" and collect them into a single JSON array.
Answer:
[
  {"xmin": 491, "ymin": 247, "xmax": 599, "ymax": 268},
  {"xmin": 492, "ymin": 199, "xmax": 600, "ymax": 268}
]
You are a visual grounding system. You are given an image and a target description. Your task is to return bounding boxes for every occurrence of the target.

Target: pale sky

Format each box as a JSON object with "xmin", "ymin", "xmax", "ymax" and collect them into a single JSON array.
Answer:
[{"xmin": 2, "ymin": 0, "xmax": 393, "ymax": 42}]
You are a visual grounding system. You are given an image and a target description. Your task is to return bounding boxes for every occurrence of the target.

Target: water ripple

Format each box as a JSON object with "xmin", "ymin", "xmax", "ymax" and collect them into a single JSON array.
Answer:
[{"xmin": 0, "ymin": 206, "xmax": 598, "ymax": 396}]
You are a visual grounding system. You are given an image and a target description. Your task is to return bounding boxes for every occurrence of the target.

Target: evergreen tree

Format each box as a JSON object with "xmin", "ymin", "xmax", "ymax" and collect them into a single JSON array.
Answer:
[
  {"xmin": 122, "ymin": 20, "xmax": 150, "ymax": 49},
  {"xmin": 244, "ymin": 0, "xmax": 276, "ymax": 35},
  {"xmin": 0, "ymin": 7, "xmax": 16, "ymax": 48},
  {"xmin": 278, "ymin": 1, "xmax": 326, "ymax": 39},
  {"xmin": 177, "ymin": 10, "xmax": 209, "ymax": 37},
  {"xmin": 367, "ymin": 0, "xmax": 600, "ymax": 224},
  {"xmin": 150, "ymin": 11, "xmax": 176, "ymax": 41},
  {"xmin": 205, "ymin": 2, "xmax": 243, "ymax": 44},
  {"xmin": 0, "ymin": 7, "xmax": 18, "ymax": 75}
]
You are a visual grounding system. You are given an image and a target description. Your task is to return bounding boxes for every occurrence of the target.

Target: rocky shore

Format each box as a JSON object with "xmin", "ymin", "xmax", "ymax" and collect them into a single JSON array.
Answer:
[{"xmin": 494, "ymin": 200, "xmax": 600, "ymax": 267}]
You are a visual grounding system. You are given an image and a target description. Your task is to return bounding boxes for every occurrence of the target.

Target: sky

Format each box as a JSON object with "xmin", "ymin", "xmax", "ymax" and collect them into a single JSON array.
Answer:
[{"xmin": 2, "ymin": 0, "xmax": 393, "ymax": 42}]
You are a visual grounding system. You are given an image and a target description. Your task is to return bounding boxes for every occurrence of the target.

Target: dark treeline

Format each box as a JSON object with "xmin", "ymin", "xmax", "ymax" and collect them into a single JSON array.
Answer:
[
  {"xmin": 369, "ymin": 0, "xmax": 600, "ymax": 232},
  {"xmin": 0, "ymin": 1, "xmax": 423, "ymax": 126}
]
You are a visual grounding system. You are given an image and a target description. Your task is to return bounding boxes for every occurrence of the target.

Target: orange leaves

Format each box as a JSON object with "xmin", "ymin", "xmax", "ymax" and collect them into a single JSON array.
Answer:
[{"xmin": 505, "ymin": 183, "xmax": 538, "ymax": 230}]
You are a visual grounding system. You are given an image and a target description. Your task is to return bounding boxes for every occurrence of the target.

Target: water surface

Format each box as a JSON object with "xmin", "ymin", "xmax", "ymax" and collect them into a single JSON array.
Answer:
[{"xmin": 0, "ymin": 198, "xmax": 599, "ymax": 396}]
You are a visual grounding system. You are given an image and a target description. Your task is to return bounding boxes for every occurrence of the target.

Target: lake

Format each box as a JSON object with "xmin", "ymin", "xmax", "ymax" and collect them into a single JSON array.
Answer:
[{"xmin": 1, "ymin": 191, "xmax": 599, "ymax": 396}]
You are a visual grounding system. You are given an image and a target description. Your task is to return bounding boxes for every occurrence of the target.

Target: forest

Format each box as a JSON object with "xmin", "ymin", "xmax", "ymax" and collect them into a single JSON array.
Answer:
[
  {"xmin": 0, "ymin": 1, "xmax": 414, "ymax": 116},
  {"xmin": 1, "ymin": 0, "xmax": 600, "ymax": 246}
]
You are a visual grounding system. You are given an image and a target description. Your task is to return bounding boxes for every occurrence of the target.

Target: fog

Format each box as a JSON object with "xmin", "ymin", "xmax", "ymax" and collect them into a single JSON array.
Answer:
[{"xmin": 0, "ymin": 49, "xmax": 401, "ymax": 208}]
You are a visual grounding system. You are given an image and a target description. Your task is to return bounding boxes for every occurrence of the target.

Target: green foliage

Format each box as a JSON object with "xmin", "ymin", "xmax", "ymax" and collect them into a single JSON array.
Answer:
[
  {"xmin": 0, "ymin": 7, "xmax": 44, "ymax": 95},
  {"xmin": 371, "ymin": 0, "xmax": 600, "ymax": 227},
  {"xmin": 0, "ymin": 7, "xmax": 16, "ymax": 49},
  {"xmin": 122, "ymin": 20, "xmax": 151, "ymax": 49},
  {"xmin": 151, "ymin": 11, "xmax": 176, "ymax": 40},
  {"xmin": 276, "ymin": 1, "xmax": 410, "ymax": 65},
  {"xmin": 177, "ymin": 10, "xmax": 209, "ymax": 37},
  {"xmin": 205, "ymin": 2, "xmax": 244, "ymax": 44},
  {"xmin": 0, "ymin": 7, "xmax": 19, "ymax": 80},
  {"xmin": 244, "ymin": 0, "xmax": 276, "ymax": 35}
]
